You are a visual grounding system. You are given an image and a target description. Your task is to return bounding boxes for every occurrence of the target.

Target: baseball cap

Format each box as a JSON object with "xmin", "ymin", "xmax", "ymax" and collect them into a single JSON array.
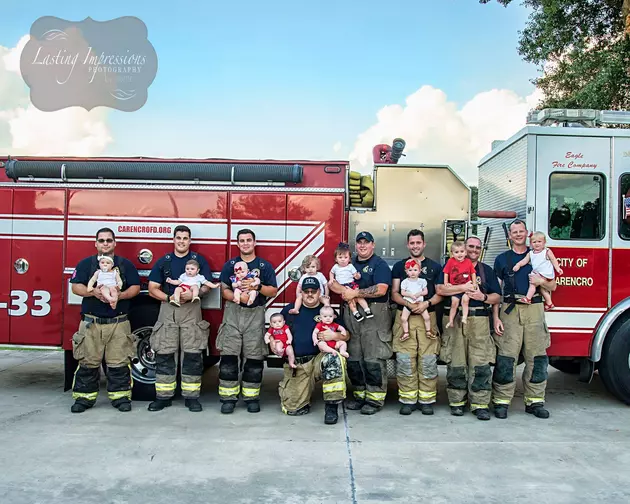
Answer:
[
  {"xmin": 355, "ymin": 231, "xmax": 374, "ymax": 243},
  {"xmin": 301, "ymin": 276, "xmax": 321, "ymax": 291}
]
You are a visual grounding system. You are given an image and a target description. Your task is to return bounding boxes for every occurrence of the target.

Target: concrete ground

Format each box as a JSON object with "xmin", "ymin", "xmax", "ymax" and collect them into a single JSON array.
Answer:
[{"xmin": 0, "ymin": 350, "xmax": 629, "ymax": 504}]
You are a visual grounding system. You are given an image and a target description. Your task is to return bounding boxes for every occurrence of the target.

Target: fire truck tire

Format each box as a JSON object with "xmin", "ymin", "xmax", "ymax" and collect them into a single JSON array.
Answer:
[
  {"xmin": 599, "ymin": 316, "xmax": 630, "ymax": 406},
  {"xmin": 128, "ymin": 299, "xmax": 160, "ymax": 402},
  {"xmin": 549, "ymin": 360, "xmax": 581, "ymax": 375}
]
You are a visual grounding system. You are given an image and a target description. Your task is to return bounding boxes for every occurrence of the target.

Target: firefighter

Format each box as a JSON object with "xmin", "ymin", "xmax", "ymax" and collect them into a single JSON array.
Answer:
[
  {"xmin": 217, "ymin": 228, "xmax": 278, "ymax": 414},
  {"xmin": 147, "ymin": 225, "xmax": 213, "ymax": 412},
  {"xmin": 390, "ymin": 229, "xmax": 443, "ymax": 415},
  {"xmin": 69, "ymin": 227, "xmax": 141, "ymax": 413},
  {"xmin": 276, "ymin": 277, "xmax": 348, "ymax": 424},
  {"xmin": 492, "ymin": 219, "xmax": 555, "ymax": 419},
  {"xmin": 436, "ymin": 236, "xmax": 501, "ymax": 420},
  {"xmin": 330, "ymin": 231, "xmax": 392, "ymax": 415}
]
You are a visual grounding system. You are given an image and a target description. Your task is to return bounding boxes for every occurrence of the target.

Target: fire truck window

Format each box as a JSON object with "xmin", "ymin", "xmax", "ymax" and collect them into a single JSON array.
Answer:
[
  {"xmin": 548, "ymin": 173, "xmax": 605, "ymax": 240},
  {"xmin": 620, "ymin": 173, "xmax": 630, "ymax": 240}
]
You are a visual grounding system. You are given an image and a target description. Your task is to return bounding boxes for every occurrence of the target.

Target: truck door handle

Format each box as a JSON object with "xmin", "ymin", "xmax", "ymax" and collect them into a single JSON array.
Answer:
[{"xmin": 14, "ymin": 258, "xmax": 29, "ymax": 274}]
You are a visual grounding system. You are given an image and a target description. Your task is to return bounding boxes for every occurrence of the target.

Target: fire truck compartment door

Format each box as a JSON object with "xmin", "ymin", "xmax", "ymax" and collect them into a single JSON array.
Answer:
[
  {"xmin": 0, "ymin": 189, "xmax": 13, "ymax": 343},
  {"xmin": 9, "ymin": 188, "xmax": 65, "ymax": 345}
]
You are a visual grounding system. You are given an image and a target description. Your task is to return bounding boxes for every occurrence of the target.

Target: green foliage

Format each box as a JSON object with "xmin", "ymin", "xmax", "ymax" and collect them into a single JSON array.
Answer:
[{"xmin": 479, "ymin": 0, "xmax": 630, "ymax": 110}]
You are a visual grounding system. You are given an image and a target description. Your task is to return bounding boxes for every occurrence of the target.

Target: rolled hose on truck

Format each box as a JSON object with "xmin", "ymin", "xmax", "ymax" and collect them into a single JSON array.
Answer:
[
  {"xmin": 348, "ymin": 170, "xmax": 374, "ymax": 207},
  {"xmin": 4, "ymin": 159, "xmax": 304, "ymax": 184}
]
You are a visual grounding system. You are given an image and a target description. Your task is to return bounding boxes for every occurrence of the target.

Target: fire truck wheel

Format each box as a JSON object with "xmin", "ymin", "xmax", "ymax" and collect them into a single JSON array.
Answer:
[
  {"xmin": 203, "ymin": 354, "xmax": 220, "ymax": 369},
  {"xmin": 549, "ymin": 360, "xmax": 580, "ymax": 375},
  {"xmin": 599, "ymin": 316, "xmax": 630, "ymax": 406},
  {"xmin": 129, "ymin": 300, "xmax": 160, "ymax": 402}
]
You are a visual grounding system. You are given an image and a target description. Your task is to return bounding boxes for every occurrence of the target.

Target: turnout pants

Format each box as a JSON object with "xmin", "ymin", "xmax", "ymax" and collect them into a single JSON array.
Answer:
[
  {"xmin": 440, "ymin": 310, "xmax": 495, "ymax": 411},
  {"xmin": 278, "ymin": 353, "xmax": 346, "ymax": 413},
  {"xmin": 492, "ymin": 301, "xmax": 550, "ymax": 407},
  {"xmin": 393, "ymin": 310, "xmax": 440, "ymax": 405},
  {"xmin": 216, "ymin": 303, "xmax": 266, "ymax": 403},
  {"xmin": 343, "ymin": 302, "xmax": 392, "ymax": 407},
  {"xmin": 72, "ymin": 315, "xmax": 135, "ymax": 406},
  {"xmin": 150, "ymin": 302, "xmax": 210, "ymax": 400}
]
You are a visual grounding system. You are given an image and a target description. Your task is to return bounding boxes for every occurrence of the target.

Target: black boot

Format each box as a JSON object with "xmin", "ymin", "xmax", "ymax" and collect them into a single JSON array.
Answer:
[
  {"xmin": 112, "ymin": 399, "xmax": 132, "ymax": 412},
  {"xmin": 148, "ymin": 399, "xmax": 172, "ymax": 411},
  {"xmin": 324, "ymin": 403, "xmax": 339, "ymax": 424},
  {"xmin": 360, "ymin": 403, "xmax": 381, "ymax": 415},
  {"xmin": 473, "ymin": 408, "xmax": 491, "ymax": 421},
  {"xmin": 450, "ymin": 406, "xmax": 464, "ymax": 417},
  {"xmin": 221, "ymin": 401, "xmax": 236, "ymax": 414},
  {"xmin": 345, "ymin": 399, "xmax": 365, "ymax": 410},
  {"xmin": 246, "ymin": 401, "xmax": 260, "ymax": 413},
  {"xmin": 70, "ymin": 401, "xmax": 93, "ymax": 413},
  {"xmin": 399, "ymin": 404, "xmax": 417, "ymax": 415},
  {"xmin": 494, "ymin": 405, "xmax": 508, "ymax": 419},
  {"xmin": 525, "ymin": 403, "xmax": 550, "ymax": 419},
  {"xmin": 419, "ymin": 403, "xmax": 434, "ymax": 415},
  {"xmin": 185, "ymin": 399, "xmax": 203, "ymax": 412}
]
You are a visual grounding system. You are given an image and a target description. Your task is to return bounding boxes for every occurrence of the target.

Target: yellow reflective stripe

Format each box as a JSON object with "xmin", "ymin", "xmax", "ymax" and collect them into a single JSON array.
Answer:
[
  {"xmin": 418, "ymin": 390, "xmax": 437, "ymax": 399},
  {"xmin": 399, "ymin": 390, "xmax": 418, "ymax": 399},
  {"xmin": 323, "ymin": 382, "xmax": 345, "ymax": 393},
  {"xmin": 524, "ymin": 397, "xmax": 545, "ymax": 405},
  {"xmin": 108, "ymin": 390, "xmax": 131, "ymax": 400},
  {"xmin": 449, "ymin": 401, "xmax": 466, "ymax": 407},
  {"xmin": 181, "ymin": 382, "xmax": 201, "ymax": 392},
  {"xmin": 470, "ymin": 403, "xmax": 487, "ymax": 410},
  {"xmin": 493, "ymin": 398, "xmax": 511, "ymax": 405},
  {"xmin": 241, "ymin": 387, "xmax": 260, "ymax": 398},
  {"xmin": 353, "ymin": 390, "xmax": 366, "ymax": 399},
  {"xmin": 72, "ymin": 391, "xmax": 98, "ymax": 401},
  {"xmin": 219, "ymin": 385, "xmax": 240, "ymax": 396},
  {"xmin": 281, "ymin": 405, "xmax": 289, "ymax": 415},
  {"xmin": 365, "ymin": 391, "xmax": 386, "ymax": 401},
  {"xmin": 155, "ymin": 382, "xmax": 176, "ymax": 392}
]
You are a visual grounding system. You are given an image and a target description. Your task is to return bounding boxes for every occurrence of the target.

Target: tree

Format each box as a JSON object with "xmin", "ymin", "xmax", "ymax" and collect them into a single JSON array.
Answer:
[{"xmin": 480, "ymin": 0, "xmax": 630, "ymax": 111}]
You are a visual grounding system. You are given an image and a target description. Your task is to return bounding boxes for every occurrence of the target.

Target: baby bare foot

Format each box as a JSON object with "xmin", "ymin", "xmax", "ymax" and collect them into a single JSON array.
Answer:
[
  {"xmin": 340, "ymin": 350, "xmax": 350, "ymax": 358},
  {"xmin": 288, "ymin": 308, "xmax": 299, "ymax": 314}
]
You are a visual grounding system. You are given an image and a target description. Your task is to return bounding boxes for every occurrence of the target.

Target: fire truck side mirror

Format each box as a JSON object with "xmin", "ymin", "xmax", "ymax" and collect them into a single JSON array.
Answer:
[{"xmin": 288, "ymin": 268, "xmax": 302, "ymax": 282}]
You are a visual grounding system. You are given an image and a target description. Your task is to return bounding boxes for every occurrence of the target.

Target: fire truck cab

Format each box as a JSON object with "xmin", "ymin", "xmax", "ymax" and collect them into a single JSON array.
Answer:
[{"xmin": 478, "ymin": 109, "xmax": 630, "ymax": 405}]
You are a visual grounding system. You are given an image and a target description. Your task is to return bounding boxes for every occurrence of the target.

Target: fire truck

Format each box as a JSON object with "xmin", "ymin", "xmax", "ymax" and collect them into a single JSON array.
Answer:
[
  {"xmin": 0, "ymin": 141, "xmax": 469, "ymax": 400},
  {"xmin": 478, "ymin": 108, "xmax": 630, "ymax": 405}
]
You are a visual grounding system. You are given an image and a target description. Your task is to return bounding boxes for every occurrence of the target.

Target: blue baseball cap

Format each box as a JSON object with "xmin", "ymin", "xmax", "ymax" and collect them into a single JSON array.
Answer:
[
  {"xmin": 301, "ymin": 276, "xmax": 321, "ymax": 291},
  {"xmin": 356, "ymin": 231, "xmax": 374, "ymax": 243}
]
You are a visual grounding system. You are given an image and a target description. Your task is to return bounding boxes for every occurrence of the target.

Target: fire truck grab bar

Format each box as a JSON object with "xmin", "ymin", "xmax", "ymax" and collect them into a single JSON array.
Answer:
[
  {"xmin": 590, "ymin": 298, "xmax": 630, "ymax": 362},
  {"xmin": 5, "ymin": 159, "xmax": 304, "ymax": 184}
]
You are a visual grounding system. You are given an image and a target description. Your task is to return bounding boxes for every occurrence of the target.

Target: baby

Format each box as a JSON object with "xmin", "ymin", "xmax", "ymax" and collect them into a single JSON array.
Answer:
[
  {"xmin": 166, "ymin": 259, "xmax": 219, "ymax": 307},
  {"xmin": 443, "ymin": 241, "xmax": 477, "ymax": 328},
  {"xmin": 231, "ymin": 261, "xmax": 261, "ymax": 306},
  {"xmin": 312, "ymin": 306, "xmax": 349, "ymax": 358},
  {"xmin": 330, "ymin": 243, "xmax": 372, "ymax": 322},
  {"xmin": 513, "ymin": 231, "xmax": 563, "ymax": 310},
  {"xmin": 399, "ymin": 259, "xmax": 434, "ymax": 340},
  {"xmin": 265, "ymin": 313, "xmax": 296, "ymax": 368},
  {"xmin": 289, "ymin": 254, "xmax": 330, "ymax": 314},
  {"xmin": 87, "ymin": 255, "xmax": 122, "ymax": 309}
]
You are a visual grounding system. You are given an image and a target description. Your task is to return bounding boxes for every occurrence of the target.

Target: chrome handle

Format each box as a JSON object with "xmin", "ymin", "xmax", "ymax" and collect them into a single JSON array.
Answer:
[
  {"xmin": 14, "ymin": 258, "xmax": 29, "ymax": 274},
  {"xmin": 138, "ymin": 249, "xmax": 153, "ymax": 264}
]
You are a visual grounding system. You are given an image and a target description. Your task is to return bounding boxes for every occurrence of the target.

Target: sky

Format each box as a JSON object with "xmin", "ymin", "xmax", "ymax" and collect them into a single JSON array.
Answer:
[{"xmin": 0, "ymin": 0, "xmax": 542, "ymax": 185}]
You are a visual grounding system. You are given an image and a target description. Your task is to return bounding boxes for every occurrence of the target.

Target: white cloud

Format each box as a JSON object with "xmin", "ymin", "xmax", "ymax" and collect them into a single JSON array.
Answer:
[
  {"xmin": 0, "ymin": 35, "xmax": 113, "ymax": 157},
  {"xmin": 332, "ymin": 141, "xmax": 342, "ymax": 153},
  {"xmin": 348, "ymin": 85, "xmax": 542, "ymax": 185}
]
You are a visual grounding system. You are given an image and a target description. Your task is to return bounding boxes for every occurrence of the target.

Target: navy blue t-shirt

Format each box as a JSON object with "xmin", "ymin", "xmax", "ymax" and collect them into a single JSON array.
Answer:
[
  {"xmin": 494, "ymin": 249, "xmax": 532, "ymax": 296},
  {"xmin": 71, "ymin": 255, "xmax": 140, "ymax": 317},
  {"xmin": 280, "ymin": 303, "xmax": 343, "ymax": 357},
  {"xmin": 148, "ymin": 251, "xmax": 212, "ymax": 296},
  {"xmin": 392, "ymin": 256, "xmax": 442, "ymax": 311},
  {"xmin": 437, "ymin": 262, "xmax": 501, "ymax": 308},
  {"xmin": 352, "ymin": 254, "xmax": 391, "ymax": 303},
  {"xmin": 219, "ymin": 255, "xmax": 277, "ymax": 308}
]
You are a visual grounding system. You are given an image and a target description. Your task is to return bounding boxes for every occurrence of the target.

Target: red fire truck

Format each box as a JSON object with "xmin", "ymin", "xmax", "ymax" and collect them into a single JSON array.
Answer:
[
  {"xmin": 0, "ymin": 141, "xmax": 470, "ymax": 400},
  {"xmin": 478, "ymin": 109, "xmax": 630, "ymax": 405}
]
